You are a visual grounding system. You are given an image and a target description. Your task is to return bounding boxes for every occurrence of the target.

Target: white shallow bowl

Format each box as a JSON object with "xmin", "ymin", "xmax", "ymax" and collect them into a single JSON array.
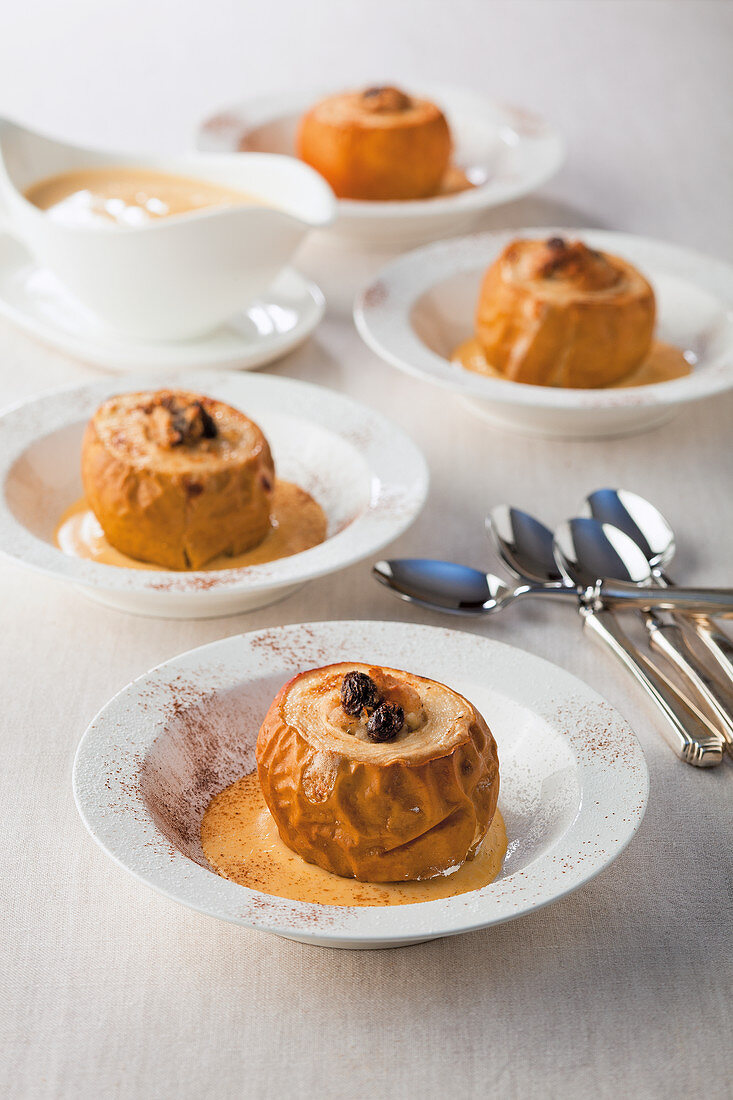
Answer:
[
  {"xmin": 197, "ymin": 84, "xmax": 565, "ymax": 246},
  {"xmin": 354, "ymin": 228, "xmax": 733, "ymax": 438},
  {"xmin": 73, "ymin": 620, "xmax": 649, "ymax": 950},
  {"xmin": 0, "ymin": 372, "xmax": 427, "ymax": 618},
  {"xmin": 0, "ymin": 237, "xmax": 324, "ymax": 373}
]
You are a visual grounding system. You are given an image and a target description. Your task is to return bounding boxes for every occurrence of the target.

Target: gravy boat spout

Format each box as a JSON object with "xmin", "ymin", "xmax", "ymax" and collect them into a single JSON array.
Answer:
[{"xmin": 0, "ymin": 118, "xmax": 336, "ymax": 341}]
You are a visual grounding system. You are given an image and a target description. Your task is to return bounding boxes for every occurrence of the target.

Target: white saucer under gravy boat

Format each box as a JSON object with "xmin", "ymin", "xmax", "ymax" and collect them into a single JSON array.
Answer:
[{"xmin": 0, "ymin": 118, "xmax": 335, "ymax": 341}]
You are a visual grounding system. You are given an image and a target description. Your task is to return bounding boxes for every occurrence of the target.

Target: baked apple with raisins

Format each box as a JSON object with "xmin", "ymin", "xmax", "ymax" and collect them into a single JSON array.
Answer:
[
  {"xmin": 475, "ymin": 236, "xmax": 656, "ymax": 388},
  {"xmin": 297, "ymin": 85, "xmax": 451, "ymax": 201},
  {"xmin": 81, "ymin": 389, "xmax": 274, "ymax": 569},
  {"xmin": 256, "ymin": 662, "xmax": 499, "ymax": 882}
]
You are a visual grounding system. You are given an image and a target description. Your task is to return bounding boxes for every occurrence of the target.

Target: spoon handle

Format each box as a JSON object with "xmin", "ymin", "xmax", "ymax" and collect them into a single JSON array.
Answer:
[
  {"xmin": 644, "ymin": 616, "xmax": 733, "ymax": 754},
  {"xmin": 682, "ymin": 620, "xmax": 733, "ymax": 695},
  {"xmin": 597, "ymin": 581, "xmax": 733, "ymax": 617},
  {"xmin": 654, "ymin": 569, "xmax": 733, "ymax": 696},
  {"xmin": 580, "ymin": 606, "xmax": 723, "ymax": 767}
]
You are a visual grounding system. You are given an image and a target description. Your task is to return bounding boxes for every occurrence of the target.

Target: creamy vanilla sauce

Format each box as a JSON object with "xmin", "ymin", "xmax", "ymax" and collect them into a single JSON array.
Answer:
[
  {"xmin": 55, "ymin": 481, "xmax": 327, "ymax": 570},
  {"xmin": 25, "ymin": 167, "xmax": 264, "ymax": 228},
  {"xmin": 452, "ymin": 337, "xmax": 692, "ymax": 388},
  {"xmin": 436, "ymin": 165, "xmax": 476, "ymax": 196},
  {"xmin": 201, "ymin": 771, "xmax": 507, "ymax": 907}
]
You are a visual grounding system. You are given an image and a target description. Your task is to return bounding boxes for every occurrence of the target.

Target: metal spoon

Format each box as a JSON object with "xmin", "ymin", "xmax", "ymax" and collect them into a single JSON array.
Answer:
[
  {"xmin": 373, "ymin": 556, "xmax": 733, "ymax": 618},
  {"xmin": 584, "ymin": 488, "xmax": 733, "ymax": 694},
  {"xmin": 570, "ymin": 507, "xmax": 733, "ymax": 755},
  {"xmin": 371, "ymin": 558, "xmax": 577, "ymax": 615},
  {"xmin": 486, "ymin": 505, "xmax": 564, "ymax": 585},
  {"xmin": 488, "ymin": 506, "xmax": 723, "ymax": 765},
  {"xmin": 553, "ymin": 521, "xmax": 733, "ymax": 616},
  {"xmin": 551, "ymin": 517, "xmax": 723, "ymax": 767}
]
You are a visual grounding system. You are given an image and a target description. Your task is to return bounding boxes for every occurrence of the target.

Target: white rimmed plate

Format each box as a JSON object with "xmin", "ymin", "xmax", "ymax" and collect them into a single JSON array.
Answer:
[
  {"xmin": 73, "ymin": 620, "xmax": 649, "ymax": 950},
  {"xmin": 354, "ymin": 228, "xmax": 733, "ymax": 438},
  {"xmin": 197, "ymin": 85, "xmax": 565, "ymax": 246},
  {"xmin": 0, "ymin": 232, "xmax": 325, "ymax": 373},
  {"xmin": 0, "ymin": 372, "xmax": 427, "ymax": 618}
]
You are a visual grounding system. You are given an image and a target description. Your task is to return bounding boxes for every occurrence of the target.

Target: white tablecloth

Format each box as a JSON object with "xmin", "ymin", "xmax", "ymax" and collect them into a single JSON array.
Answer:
[{"xmin": 1, "ymin": 2, "xmax": 731, "ymax": 1097}]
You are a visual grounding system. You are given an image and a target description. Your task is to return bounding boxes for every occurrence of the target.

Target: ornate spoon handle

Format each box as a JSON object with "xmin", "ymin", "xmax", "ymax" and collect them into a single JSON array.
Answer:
[
  {"xmin": 645, "ymin": 616, "xmax": 733, "ymax": 755},
  {"xmin": 687, "ymin": 620, "xmax": 733, "ymax": 693},
  {"xmin": 654, "ymin": 568, "xmax": 733, "ymax": 696},
  {"xmin": 595, "ymin": 581, "xmax": 733, "ymax": 617},
  {"xmin": 519, "ymin": 580, "xmax": 733, "ymax": 615},
  {"xmin": 580, "ymin": 605, "xmax": 723, "ymax": 768}
]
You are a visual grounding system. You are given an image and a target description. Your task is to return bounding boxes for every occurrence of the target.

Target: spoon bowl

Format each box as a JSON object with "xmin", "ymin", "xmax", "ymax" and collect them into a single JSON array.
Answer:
[
  {"xmin": 487, "ymin": 504, "xmax": 563, "ymax": 584},
  {"xmin": 582, "ymin": 489, "xmax": 675, "ymax": 570},
  {"xmin": 372, "ymin": 559, "xmax": 511, "ymax": 615},
  {"xmin": 553, "ymin": 518, "xmax": 656, "ymax": 589}
]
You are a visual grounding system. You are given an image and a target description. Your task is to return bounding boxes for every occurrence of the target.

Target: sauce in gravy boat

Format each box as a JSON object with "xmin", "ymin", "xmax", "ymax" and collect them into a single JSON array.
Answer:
[
  {"xmin": 25, "ymin": 166, "xmax": 270, "ymax": 228},
  {"xmin": 0, "ymin": 119, "xmax": 335, "ymax": 340}
]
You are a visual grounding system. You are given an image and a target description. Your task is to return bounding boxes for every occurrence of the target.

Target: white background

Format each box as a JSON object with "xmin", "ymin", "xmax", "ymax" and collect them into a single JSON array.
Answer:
[{"xmin": 1, "ymin": 3, "xmax": 731, "ymax": 1098}]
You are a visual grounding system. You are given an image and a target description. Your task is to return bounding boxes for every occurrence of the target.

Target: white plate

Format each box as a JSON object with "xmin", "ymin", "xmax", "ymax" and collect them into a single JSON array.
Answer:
[
  {"xmin": 0, "ymin": 232, "xmax": 325, "ymax": 373},
  {"xmin": 354, "ymin": 228, "xmax": 733, "ymax": 438},
  {"xmin": 0, "ymin": 372, "xmax": 427, "ymax": 618},
  {"xmin": 197, "ymin": 85, "xmax": 565, "ymax": 246},
  {"xmin": 73, "ymin": 620, "xmax": 649, "ymax": 950}
]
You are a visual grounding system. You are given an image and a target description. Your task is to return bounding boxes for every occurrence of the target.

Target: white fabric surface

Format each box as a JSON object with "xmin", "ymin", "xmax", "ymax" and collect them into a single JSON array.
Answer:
[{"xmin": 1, "ymin": 2, "xmax": 732, "ymax": 1098}]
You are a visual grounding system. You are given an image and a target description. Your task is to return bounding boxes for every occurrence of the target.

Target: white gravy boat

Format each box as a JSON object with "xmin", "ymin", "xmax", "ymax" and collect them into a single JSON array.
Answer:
[{"xmin": 0, "ymin": 118, "xmax": 335, "ymax": 341}]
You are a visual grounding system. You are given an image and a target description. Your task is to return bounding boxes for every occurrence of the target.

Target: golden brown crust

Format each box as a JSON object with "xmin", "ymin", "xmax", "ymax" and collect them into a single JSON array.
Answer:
[
  {"xmin": 81, "ymin": 389, "xmax": 275, "ymax": 569},
  {"xmin": 256, "ymin": 663, "xmax": 500, "ymax": 882},
  {"xmin": 297, "ymin": 86, "xmax": 451, "ymax": 201},
  {"xmin": 475, "ymin": 237, "xmax": 656, "ymax": 388}
]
